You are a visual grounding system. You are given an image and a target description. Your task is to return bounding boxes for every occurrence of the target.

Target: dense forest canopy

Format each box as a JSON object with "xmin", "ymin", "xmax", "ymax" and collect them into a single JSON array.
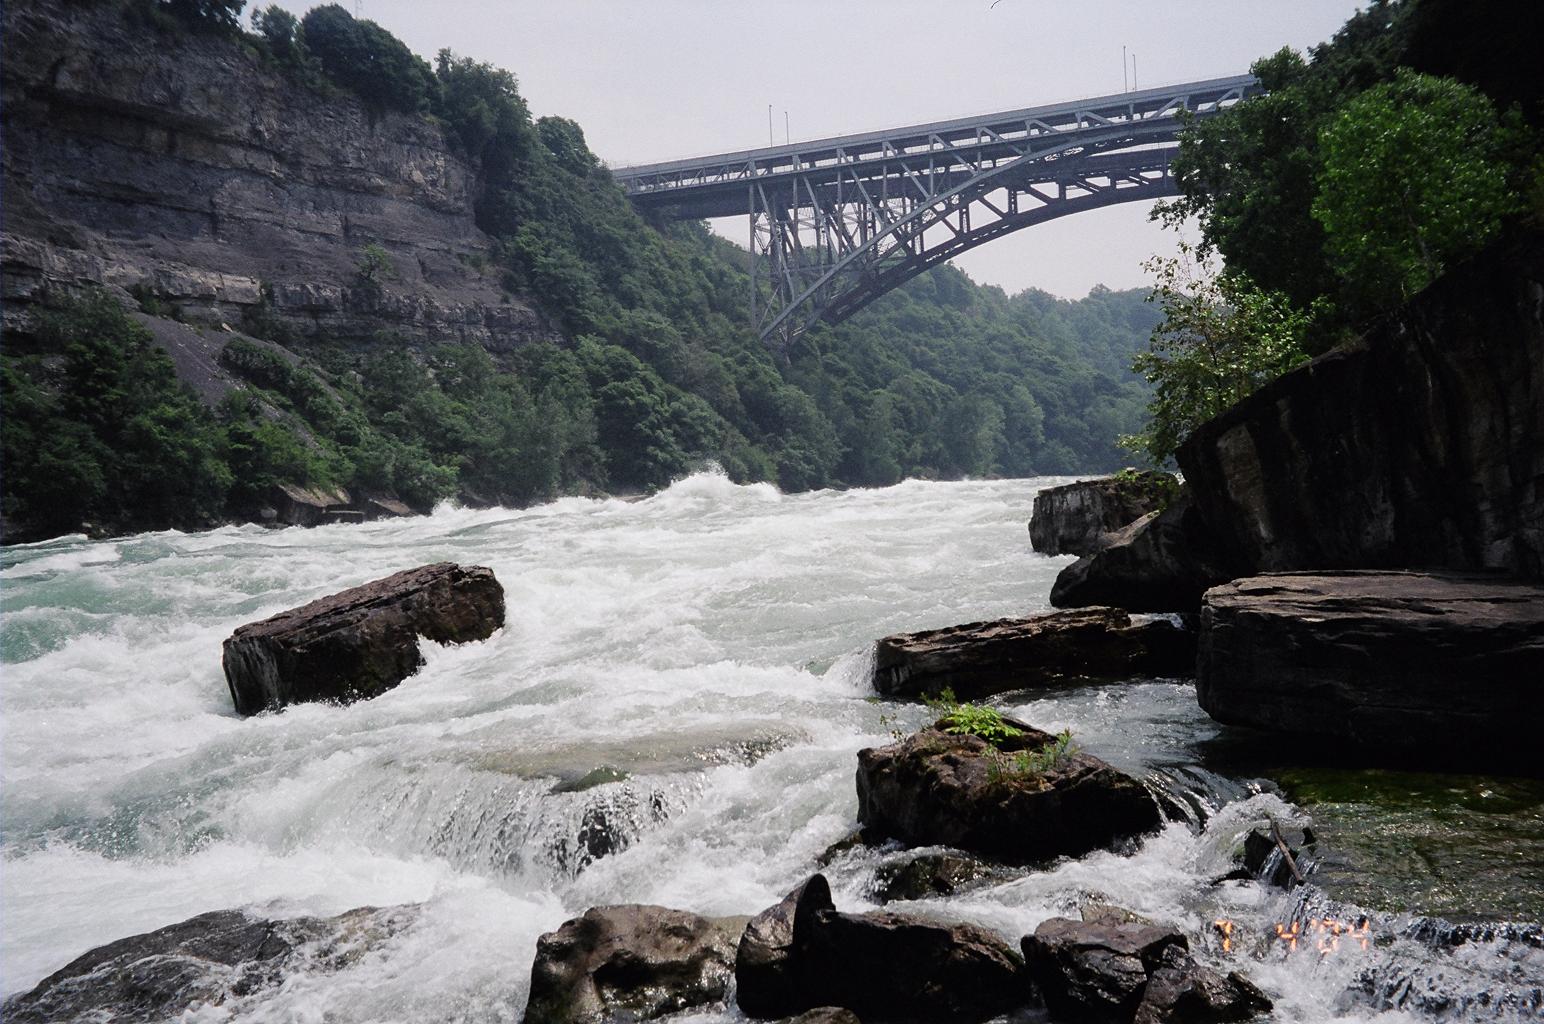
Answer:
[{"xmin": 1, "ymin": 0, "xmax": 1162, "ymax": 539}]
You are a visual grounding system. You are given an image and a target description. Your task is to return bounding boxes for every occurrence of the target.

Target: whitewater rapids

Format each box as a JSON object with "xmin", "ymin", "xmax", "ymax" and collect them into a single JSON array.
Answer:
[{"xmin": 1, "ymin": 473, "xmax": 1526, "ymax": 1021}]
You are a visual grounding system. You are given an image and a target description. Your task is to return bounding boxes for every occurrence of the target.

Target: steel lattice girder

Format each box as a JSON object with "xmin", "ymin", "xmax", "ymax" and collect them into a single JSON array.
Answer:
[{"xmin": 614, "ymin": 74, "xmax": 1259, "ymax": 347}]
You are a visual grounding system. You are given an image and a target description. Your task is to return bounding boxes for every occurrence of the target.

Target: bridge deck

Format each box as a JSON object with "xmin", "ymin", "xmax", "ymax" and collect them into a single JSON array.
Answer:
[{"xmin": 613, "ymin": 74, "xmax": 1256, "ymax": 218}]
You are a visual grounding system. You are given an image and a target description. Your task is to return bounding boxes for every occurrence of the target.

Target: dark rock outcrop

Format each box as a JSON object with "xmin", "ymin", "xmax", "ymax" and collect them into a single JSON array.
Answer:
[
  {"xmin": 1022, "ymin": 918, "xmax": 1269, "ymax": 1024},
  {"xmin": 2, "ymin": 905, "xmax": 414, "ymax": 1024},
  {"xmin": 873, "ymin": 607, "xmax": 1195, "ymax": 700},
  {"xmin": 856, "ymin": 721, "xmax": 1161, "ymax": 863},
  {"xmin": 222, "ymin": 562, "xmax": 505, "ymax": 715},
  {"xmin": 1196, "ymin": 572, "xmax": 1544, "ymax": 772},
  {"xmin": 524, "ymin": 905, "xmax": 745, "ymax": 1024},
  {"xmin": 1051, "ymin": 494, "xmax": 1234, "ymax": 614},
  {"xmin": 1175, "ymin": 233, "xmax": 1544, "ymax": 583},
  {"xmin": 735, "ymin": 874, "xmax": 1026, "ymax": 1022},
  {"xmin": 1023, "ymin": 918, "xmax": 1188, "ymax": 1022},
  {"xmin": 1031, "ymin": 472, "xmax": 1177, "ymax": 557}
]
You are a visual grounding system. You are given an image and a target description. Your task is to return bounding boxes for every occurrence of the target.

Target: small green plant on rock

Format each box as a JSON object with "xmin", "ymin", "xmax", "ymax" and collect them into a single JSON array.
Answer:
[
  {"xmin": 926, "ymin": 688, "xmax": 1024, "ymax": 746},
  {"xmin": 985, "ymin": 729, "xmax": 1079, "ymax": 786}
]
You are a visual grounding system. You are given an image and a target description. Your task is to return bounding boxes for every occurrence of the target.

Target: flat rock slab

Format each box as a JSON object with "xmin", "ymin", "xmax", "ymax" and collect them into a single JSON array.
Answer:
[
  {"xmin": 856, "ymin": 721, "xmax": 1161, "ymax": 863},
  {"xmin": 222, "ymin": 562, "xmax": 505, "ymax": 715},
  {"xmin": 525, "ymin": 905, "xmax": 745, "ymax": 1024},
  {"xmin": 1030, "ymin": 473, "xmax": 1176, "ymax": 557},
  {"xmin": 873, "ymin": 607, "xmax": 1195, "ymax": 701},
  {"xmin": 1197, "ymin": 571, "xmax": 1544, "ymax": 773},
  {"xmin": 2, "ymin": 906, "xmax": 415, "ymax": 1024}
]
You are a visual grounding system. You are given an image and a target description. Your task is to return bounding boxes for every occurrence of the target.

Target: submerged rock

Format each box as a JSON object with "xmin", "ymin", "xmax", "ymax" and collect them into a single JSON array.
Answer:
[
  {"xmin": 525, "ymin": 905, "xmax": 745, "ymax": 1024},
  {"xmin": 735, "ymin": 874, "xmax": 1026, "ymax": 1022},
  {"xmin": 1051, "ymin": 494, "xmax": 1234, "ymax": 614},
  {"xmin": 870, "ymin": 850, "xmax": 997, "ymax": 903},
  {"xmin": 1196, "ymin": 571, "xmax": 1544, "ymax": 773},
  {"xmin": 855, "ymin": 720, "xmax": 1161, "ymax": 863},
  {"xmin": 1022, "ymin": 918, "xmax": 1269, "ymax": 1024},
  {"xmin": 1030, "ymin": 472, "xmax": 1178, "ymax": 557},
  {"xmin": 872, "ymin": 607, "xmax": 1195, "ymax": 701},
  {"xmin": 2, "ymin": 905, "xmax": 415, "ymax": 1024},
  {"xmin": 222, "ymin": 562, "xmax": 505, "ymax": 715}
]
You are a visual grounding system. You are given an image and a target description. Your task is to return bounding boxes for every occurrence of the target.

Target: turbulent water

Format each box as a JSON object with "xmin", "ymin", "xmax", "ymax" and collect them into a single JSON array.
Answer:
[{"xmin": 2, "ymin": 473, "xmax": 1539, "ymax": 1022}]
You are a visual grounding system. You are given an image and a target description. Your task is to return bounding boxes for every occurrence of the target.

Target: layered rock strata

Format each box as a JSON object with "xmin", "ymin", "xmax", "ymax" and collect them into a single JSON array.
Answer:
[{"xmin": 1, "ymin": 0, "xmax": 555, "ymax": 352}]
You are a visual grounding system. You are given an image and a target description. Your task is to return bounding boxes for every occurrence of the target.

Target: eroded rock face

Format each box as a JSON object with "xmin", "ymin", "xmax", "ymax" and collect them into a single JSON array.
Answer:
[
  {"xmin": 873, "ymin": 607, "xmax": 1195, "ymax": 701},
  {"xmin": 1175, "ymin": 233, "xmax": 1544, "ymax": 583},
  {"xmin": 1031, "ymin": 473, "xmax": 1177, "ymax": 557},
  {"xmin": 735, "ymin": 874, "xmax": 1026, "ymax": 1022},
  {"xmin": 222, "ymin": 563, "xmax": 505, "ymax": 715},
  {"xmin": 855, "ymin": 721, "xmax": 1161, "ymax": 864},
  {"xmin": 1196, "ymin": 572, "xmax": 1544, "ymax": 773},
  {"xmin": 525, "ymin": 905, "xmax": 745, "ymax": 1024},
  {"xmin": 1050, "ymin": 495, "xmax": 1234, "ymax": 614},
  {"xmin": 2, "ymin": 906, "xmax": 415, "ymax": 1024},
  {"xmin": 1023, "ymin": 918, "xmax": 1269, "ymax": 1024},
  {"xmin": 1, "ymin": 0, "xmax": 557, "ymax": 352}
]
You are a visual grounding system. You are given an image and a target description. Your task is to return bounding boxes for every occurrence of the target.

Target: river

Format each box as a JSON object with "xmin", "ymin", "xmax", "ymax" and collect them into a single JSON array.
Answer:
[{"xmin": 2, "ymin": 473, "xmax": 1539, "ymax": 1021}]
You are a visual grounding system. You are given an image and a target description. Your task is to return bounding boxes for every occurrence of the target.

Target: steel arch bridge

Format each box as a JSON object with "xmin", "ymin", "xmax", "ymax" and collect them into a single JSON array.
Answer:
[{"xmin": 613, "ymin": 75, "xmax": 1258, "ymax": 348}]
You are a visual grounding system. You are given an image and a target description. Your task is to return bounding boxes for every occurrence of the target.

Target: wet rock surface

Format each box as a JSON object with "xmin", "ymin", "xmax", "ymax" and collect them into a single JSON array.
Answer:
[
  {"xmin": 873, "ymin": 607, "xmax": 1195, "ymax": 701},
  {"xmin": 870, "ymin": 850, "xmax": 997, "ymax": 903},
  {"xmin": 1176, "ymin": 233, "xmax": 1544, "ymax": 583},
  {"xmin": 1197, "ymin": 571, "xmax": 1544, "ymax": 773},
  {"xmin": 1030, "ymin": 472, "xmax": 1177, "ymax": 557},
  {"xmin": 525, "ymin": 905, "xmax": 745, "ymax": 1024},
  {"xmin": 856, "ymin": 720, "xmax": 1161, "ymax": 863},
  {"xmin": 735, "ymin": 874, "xmax": 1026, "ymax": 1022},
  {"xmin": 1022, "ymin": 917, "xmax": 1269, "ymax": 1024},
  {"xmin": 1051, "ymin": 495, "xmax": 1234, "ymax": 614},
  {"xmin": 222, "ymin": 562, "xmax": 505, "ymax": 715},
  {"xmin": 1, "ymin": 905, "xmax": 414, "ymax": 1024}
]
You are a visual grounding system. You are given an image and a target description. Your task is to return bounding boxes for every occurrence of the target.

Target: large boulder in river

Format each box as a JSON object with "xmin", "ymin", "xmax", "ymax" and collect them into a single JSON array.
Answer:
[
  {"xmin": 873, "ymin": 607, "xmax": 1194, "ymax": 700},
  {"xmin": 525, "ymin": 905, "xmax": 745, "ymax": 1024},
  {"xmin": 222, "ymin": 562, "xmax": 505, "ymax": 715},
  {"xmin": 2, "ymin": 905, "xmax": 415, "ymax": 1023},
  {"xmin": 1022, "ymin": 918, "xmax": 1270, "ymax": 1024},
  {"xmin": 735, "ymin": 874, "xmax": 1026, "ymax": 1021},
  {"xmin": 1030, "ymin": 472, "xmax": 1178, "ymax": 557},
  {"xmin": 856, "ymin": 720, "xmax": 1161, "ymax": 863},
  {"xmin": 1051, "ymin": 494, "xmax": 1234, "ymax": 614},
  {"xmin": 1196, "ymin": 571, "xmax": 1544, "ymax": 774}
]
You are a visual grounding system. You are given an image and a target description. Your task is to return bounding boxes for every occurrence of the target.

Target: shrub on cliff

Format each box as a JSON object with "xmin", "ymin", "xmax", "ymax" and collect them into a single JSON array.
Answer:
[
  {"xmin": 300, "ymin": 4, "xmax": 435, "ymax": 113},
  {"xmin": 1, "ymin": 294, "xmax": 231, "ymax": 537}
]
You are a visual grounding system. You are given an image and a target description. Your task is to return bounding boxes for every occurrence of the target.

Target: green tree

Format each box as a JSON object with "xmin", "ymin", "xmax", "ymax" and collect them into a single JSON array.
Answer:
[
  {"xmin": 1313, "ymin": 69, "xmax": 1521, "ymax": 307},
  {"xmin": 1123, "ymin": 248, "xmax": 1312, "ymax": 465},
  {"xmin": 301, "ymin": 5, "xmax": 436, "ymax": 113}
]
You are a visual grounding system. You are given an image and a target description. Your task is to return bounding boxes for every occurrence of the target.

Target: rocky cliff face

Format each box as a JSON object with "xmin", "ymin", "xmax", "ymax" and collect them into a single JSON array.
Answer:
[
  {"xmin": 1, "ymin": 0, "xmax": 555, "ymax": 352},
  {"xmin": 1177, "ymin": 232, "xmax": 1544, "ymax": 582}
]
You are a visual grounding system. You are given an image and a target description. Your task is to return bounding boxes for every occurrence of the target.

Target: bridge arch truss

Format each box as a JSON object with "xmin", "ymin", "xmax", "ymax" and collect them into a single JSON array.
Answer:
[{"xmin": 615, "ymin": 75, "xmax": 1257, "ymax": 348}]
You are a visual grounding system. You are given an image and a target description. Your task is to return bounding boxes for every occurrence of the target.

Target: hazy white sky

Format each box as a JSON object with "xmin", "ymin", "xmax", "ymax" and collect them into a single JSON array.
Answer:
[{"xmin": 269, "ymin": 0, "xmax": 1367, "ymax": 298}]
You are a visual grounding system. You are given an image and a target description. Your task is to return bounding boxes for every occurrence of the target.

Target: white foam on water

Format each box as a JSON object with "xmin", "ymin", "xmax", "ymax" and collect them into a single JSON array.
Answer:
[{"xmin": 0, "ymin": 472, "xmax": 1512, "ymax": 1020}]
